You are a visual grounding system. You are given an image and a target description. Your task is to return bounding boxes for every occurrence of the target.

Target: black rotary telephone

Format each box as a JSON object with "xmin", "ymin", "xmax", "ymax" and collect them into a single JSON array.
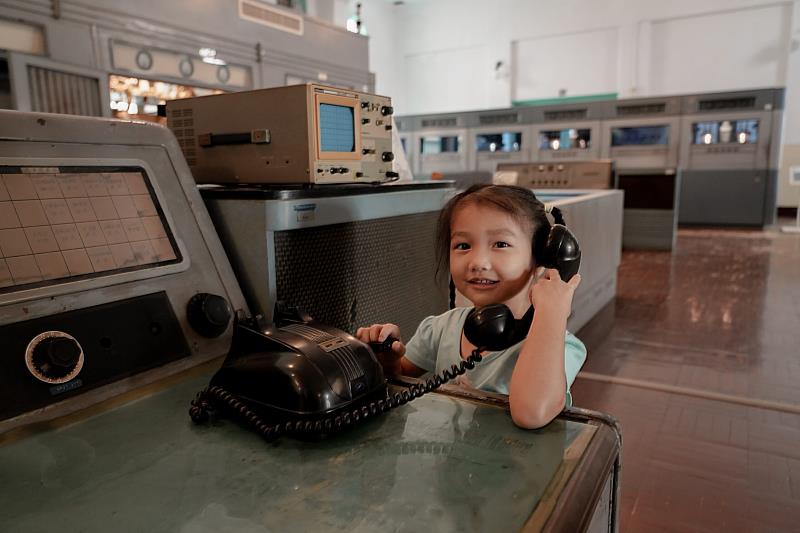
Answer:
[{"xmin": 189, "ymin": 224, "xmax": 579, "ymax": 440}]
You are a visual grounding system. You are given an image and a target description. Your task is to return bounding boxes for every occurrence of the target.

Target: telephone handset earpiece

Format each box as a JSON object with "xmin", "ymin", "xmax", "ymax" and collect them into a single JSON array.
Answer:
[
  {"xmin": 463, "ymin": 223, "xmax": 580, "ymax": 351},
  {"xmin": 538, "ymin": 224, "xmax": 581, "ymax": 283}
]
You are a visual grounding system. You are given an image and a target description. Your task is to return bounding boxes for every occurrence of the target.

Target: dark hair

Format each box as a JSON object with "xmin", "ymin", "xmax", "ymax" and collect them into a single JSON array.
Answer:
[{"xmin": 435, "ymin": 183, "xmax": 565, "ymax": 282}]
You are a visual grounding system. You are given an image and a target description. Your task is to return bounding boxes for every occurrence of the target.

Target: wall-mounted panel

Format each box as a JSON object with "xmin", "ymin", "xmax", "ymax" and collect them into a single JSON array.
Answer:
[
  {"xmin": 647, "ymin": 4, "xmax": 791, "ymax": 95},
  {"xmin": 513, "ymin": 28, "xmax": 618, "ymax": 102},
  {"xmin": 404, "ymin": 46, "xmax": 492, "ymax": 114}
]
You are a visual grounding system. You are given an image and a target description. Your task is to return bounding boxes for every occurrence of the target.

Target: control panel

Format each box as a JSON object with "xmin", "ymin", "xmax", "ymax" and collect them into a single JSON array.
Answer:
[
  {"xmin": 495, "ymin": 160, "xmax": 615, "ymax": 189},
  {"xmin": 0, "ymin": 110, "xmax": 247, "ymax": 432}
]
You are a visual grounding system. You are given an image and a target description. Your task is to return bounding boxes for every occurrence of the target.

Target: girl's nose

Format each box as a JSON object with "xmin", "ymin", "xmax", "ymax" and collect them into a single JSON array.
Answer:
[{"xmin": 468, "ymin": 250, "xmax": 491, "ymax": 272}]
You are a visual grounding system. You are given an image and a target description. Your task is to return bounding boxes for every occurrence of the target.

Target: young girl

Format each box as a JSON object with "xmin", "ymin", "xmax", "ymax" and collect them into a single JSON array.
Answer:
[{"xmin": 356, "ymin": 183, "xmax": 586, "ymax": 429}]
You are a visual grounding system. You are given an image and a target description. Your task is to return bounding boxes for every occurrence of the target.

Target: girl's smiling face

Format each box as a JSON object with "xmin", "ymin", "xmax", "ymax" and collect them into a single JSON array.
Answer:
[{"xmin": 449, "ymin": 202, "xmax": 535, "ymax": 315}]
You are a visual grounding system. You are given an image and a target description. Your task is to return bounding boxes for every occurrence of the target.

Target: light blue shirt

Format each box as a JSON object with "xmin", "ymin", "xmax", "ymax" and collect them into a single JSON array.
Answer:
[{"xmin": 403, "ymin": 307, "xmax": 587, "ymax": 407}]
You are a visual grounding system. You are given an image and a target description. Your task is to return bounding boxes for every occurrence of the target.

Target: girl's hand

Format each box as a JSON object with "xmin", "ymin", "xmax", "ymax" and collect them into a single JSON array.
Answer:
[
  {"xmin": 356, "ymin": 323, "xmax": 406, "ymax": 372},
  {"xmin": 529, "ymin": 268, "xmax": 581, "ymax": 321}
]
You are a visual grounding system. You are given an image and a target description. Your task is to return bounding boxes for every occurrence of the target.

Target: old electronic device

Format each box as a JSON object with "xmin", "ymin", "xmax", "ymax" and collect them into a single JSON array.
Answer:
[
  {"xmin": 189, "ymin": 216, "xmax": 580, "ymax": 440},
  {"xmin": 678, "ymin": 89, "xmax": 782, "ymax": 226},
  {"xmin": 200, "ymin": 182, "xmax": 453, "ymax": 332},
  {"xmin": 0, "ymin": 110, "xmax": 247, "ymax": 433},
  {"xmin": 495, "ymin": 160, "xmax": 615, "ymax": 189},
  {"xmin": 166, "ymin": 84, "xmax": 396, "ymax": 185}
]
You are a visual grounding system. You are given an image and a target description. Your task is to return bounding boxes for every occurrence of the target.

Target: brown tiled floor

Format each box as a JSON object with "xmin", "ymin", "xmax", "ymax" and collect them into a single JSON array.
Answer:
[{"xmin": 571, "ymin": 222, "xmax": 800, "ymax": 532}]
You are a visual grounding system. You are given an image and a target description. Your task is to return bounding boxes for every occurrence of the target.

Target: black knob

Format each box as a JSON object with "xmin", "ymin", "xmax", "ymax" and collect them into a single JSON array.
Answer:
[
  {"xmin": 187, "ymin": 293, "xmax": 232, "ymax": 338},
  {"xmin": 380, "ymin": 105, "xmax": 394, "ymax": 116},
  {"xmin": 381, "ymin": 151, "xmax": 395, "ymax": 162},
  {"xmin": 26, "ymin": 332, "xmax": 84, "ymax": 384},
  {"xmin": 385, "ymin": 171, "xmax": 399, "ymax": 178},
  {"xmin": 361, "ymin": 101, "xmax": 369, "ymax": 108},
  {"xmin": 362, "ymin": 118, "xmax": 370, "ymax": 125}
]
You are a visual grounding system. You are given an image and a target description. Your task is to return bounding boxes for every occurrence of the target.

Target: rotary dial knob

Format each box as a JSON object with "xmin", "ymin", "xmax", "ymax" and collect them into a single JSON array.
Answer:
[
  {"xmin": 25, "ymin": 331, "xmax": 84, "ymax": 384},
  {"xmin": 187, "ymin": 293, "xmax": 233, "ymax": 338}
]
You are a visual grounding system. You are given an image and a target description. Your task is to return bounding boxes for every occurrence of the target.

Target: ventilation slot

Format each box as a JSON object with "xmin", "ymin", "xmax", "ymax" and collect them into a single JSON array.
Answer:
[
  {"xmin": 280, "ymin": 323, "xmax": 335, "ymax": 343},
  {"xmin": 27, "ymin": 66, "xmax": 102, "ymax": 116},
  {"xmin": 239, "ymin": 0, "xmax": 303, "ymax": 35},
  {"xmin": 479, "ymin": 113, "xmax": 519, "ymax": 125},
  {"xmin": 698, "ymin": 97, "xmax": 757, "ymax": 111},
  {"xmin": 421, "ymin": 117, "xmax": 457, "ymax": 128},
  {"xmin": 544, "ymin": 109, "xmax": 587, "ymax": 121},
  {"xmin": 330, "ymin": 346, "xmax": 364, "ymax": 381},
  {"xmin": 616, "ymin": 103, "xmax": 666, "ymax": 116},
  {"xmin": 168, "ymin": 113, "xmax": 196, "ymax": 166}
]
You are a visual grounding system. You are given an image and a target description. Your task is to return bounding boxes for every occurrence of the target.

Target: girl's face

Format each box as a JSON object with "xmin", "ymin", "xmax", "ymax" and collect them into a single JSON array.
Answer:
[{"xmin": 449, "ymin": 202, "xmax": 535, "ymax": 314}]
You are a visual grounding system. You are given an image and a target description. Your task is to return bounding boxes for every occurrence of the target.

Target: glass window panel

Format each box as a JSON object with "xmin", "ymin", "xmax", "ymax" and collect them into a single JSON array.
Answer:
[
  {"xmin": 0, "ymin": 166, "xmax": 181, "ymax": 293},
  {"xmin": 692, "ymin": 120, "xmax": 758, "ymax": 145},
  {"xmin": 475, "ymin": 132, "xmax": 522, "ymax": 153},
  {"xmin": 611, "ymin": 126, "xmax": 669, "ymax": 146},
  {"xmin": 420, "ymin": 136, "xmax": 460, "ymax": 154},
  {"xmin": 538, "ymin": 129, "xmax": 591, "ymax": 150}
]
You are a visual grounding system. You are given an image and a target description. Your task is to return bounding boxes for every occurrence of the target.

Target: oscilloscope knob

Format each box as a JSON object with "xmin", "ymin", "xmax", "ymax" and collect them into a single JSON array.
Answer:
[
  {"xmin": 25, "ymin": 331, "xmax": 84, "ymax": 384},
  {"xmin": 380, "ymin": 105, "xmax": 394, "ymax": 116},
  {"xmin": 381, "ymin": 151, "xmax": 395, "ymax": 162},
  {"xmin": 187, "ymin": 293, "xmax": 233, "ymax": 338}
]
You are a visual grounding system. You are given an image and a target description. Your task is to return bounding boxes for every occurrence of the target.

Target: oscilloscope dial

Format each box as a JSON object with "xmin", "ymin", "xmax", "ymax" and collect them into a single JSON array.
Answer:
[{"xmin": 25, "ymin": 331, "xmax": 85, "ymax": 385}]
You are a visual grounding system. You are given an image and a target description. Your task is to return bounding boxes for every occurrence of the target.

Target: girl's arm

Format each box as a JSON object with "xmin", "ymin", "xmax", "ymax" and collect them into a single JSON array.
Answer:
[{"xmin": 508, "ymin": 269, "xmax": 581, "ymax": 429}]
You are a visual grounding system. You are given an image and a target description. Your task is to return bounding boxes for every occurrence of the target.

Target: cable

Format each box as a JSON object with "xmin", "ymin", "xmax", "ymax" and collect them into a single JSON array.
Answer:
[{"xmin": 190, "ymin": 349, "xmax": 484, "ymax": 441}]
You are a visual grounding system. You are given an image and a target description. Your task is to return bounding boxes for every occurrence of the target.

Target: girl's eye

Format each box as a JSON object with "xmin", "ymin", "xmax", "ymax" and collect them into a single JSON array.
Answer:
[
  {"xmin": 453, "ymin": 242, "xmax": 470, "ymax": 250},
  {"xmin": 494, "ymin": 241, "xmax": 510, "ymax": 248}
]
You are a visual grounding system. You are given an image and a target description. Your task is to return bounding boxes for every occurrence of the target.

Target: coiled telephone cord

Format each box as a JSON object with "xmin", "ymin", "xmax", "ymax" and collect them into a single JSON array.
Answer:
[{"xmin": 189, "ymin": 350, "xmax": 483, "ymax": 441}]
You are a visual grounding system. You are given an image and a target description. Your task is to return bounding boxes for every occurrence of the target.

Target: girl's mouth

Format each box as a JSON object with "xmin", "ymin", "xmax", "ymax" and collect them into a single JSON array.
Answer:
[{"xmin": 468, "ymin": 278, "xmax": 498, "ymax": 286}]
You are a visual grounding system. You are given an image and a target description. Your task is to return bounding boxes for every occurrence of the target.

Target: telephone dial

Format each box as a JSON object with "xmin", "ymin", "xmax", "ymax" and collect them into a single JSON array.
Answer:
[{"xmin": 189, "ymin": 222, "xmax": 580, "ymax": 440}]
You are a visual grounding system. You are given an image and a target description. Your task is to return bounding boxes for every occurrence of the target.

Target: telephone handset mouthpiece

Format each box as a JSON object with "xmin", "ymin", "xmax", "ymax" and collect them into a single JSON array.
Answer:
[{"xmin": 464, "ymin": 305, "xmax": 534, "ymax": 351}]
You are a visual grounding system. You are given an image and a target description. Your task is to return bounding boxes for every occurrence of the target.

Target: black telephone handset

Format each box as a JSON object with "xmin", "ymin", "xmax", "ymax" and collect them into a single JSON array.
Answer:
[{"xmin": 463, "ymin": 223, "xmax": 581, "ymax": 351}]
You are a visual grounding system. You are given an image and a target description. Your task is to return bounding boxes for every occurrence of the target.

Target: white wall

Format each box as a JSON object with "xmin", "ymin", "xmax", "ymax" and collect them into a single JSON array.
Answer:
[{"xmin": 356, "ymin": 0, "xmax": 800, "ymax": 208}]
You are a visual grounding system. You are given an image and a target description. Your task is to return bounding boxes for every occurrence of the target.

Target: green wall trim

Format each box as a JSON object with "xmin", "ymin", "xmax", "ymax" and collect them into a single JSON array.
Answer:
[{"xmin": 512, "ymin": 93, "xmax": 618, "ymax": 107}]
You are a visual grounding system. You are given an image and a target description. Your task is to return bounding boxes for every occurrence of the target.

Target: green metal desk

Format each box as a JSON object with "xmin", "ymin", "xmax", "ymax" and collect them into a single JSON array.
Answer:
[{"xmin": 0, "ymin": 372, "xmax": 620, "ymax": 532}]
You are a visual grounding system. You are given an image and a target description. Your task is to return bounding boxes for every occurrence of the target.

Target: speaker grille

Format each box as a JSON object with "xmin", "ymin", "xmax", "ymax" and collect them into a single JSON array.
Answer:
[{"xmin": 274, "ymin": 212, "xmax": 446, "ymax": 338}]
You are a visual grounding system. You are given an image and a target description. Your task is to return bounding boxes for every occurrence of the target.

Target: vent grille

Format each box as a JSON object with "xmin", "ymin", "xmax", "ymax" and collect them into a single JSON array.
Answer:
[
  {"xmin": 479, "ymin": 112, "xmax": 519, "ymax": 125},
  {"xmin": 280, "ymin": 323, "xmax": 335, "ymax": 343},
  {"xmin": 239, "ymin": 0, "xmax": 303, "ymax": 35},
  {"xmin": 421, "ymin": 117, "xmax": 457, "ymax": 128},
  {"xmin": 167, "ymin": 109, "xmax": 196, "ymax": 166},
  {"xmin": 616, "ymin": 103, "xmax": 666, "ymax": 116},
  {"xmin": 27, "ymin": 66, "xmax": 102, "ymax": 116},
  {"xmin": 279, "ymin": 324, "xmax": 364, "ymax": 381},
  {"xmin": 329, "ymin": 346, "xmax": 364, "ymax": 382},
  {"xmin": 274, "ymin": 212, "xmax": 446, "ymax": 337},
  {"xmin": 544, "ymin": 109, "xmax": 587, "ymax": 121},
  {"xmin": 698, "ymin": 97, "xmax": 756, "ymax": 111}
]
